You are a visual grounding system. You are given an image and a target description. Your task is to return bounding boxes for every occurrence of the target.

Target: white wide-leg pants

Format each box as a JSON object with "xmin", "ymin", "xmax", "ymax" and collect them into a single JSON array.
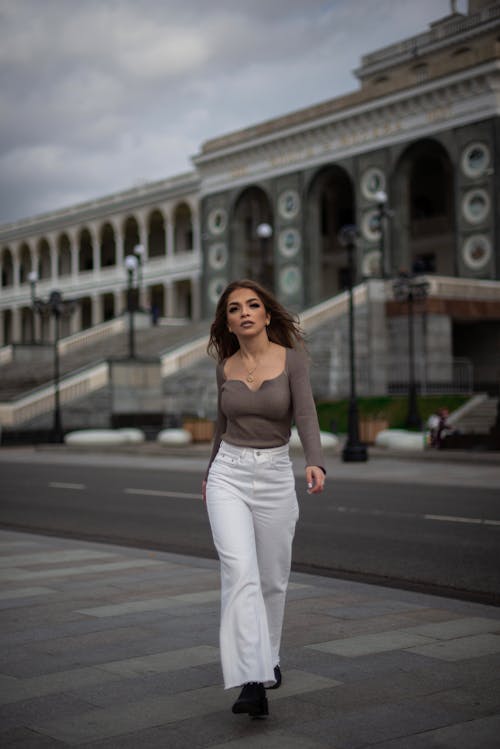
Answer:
[{"xmin": 206, "ymin": 440, "xmax": 299, "ymax": 689}]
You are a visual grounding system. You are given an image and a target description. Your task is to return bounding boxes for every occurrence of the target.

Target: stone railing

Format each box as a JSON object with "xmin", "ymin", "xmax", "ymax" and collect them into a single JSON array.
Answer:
[
  {"xmin": 58, "ymin": 318, "xmax": 126, "ymax": 356},
  {"xmin": 0, "ymin": 344, "xmax": 13, "ymax": 366},
  {"xmin": 300, "ymin": 282, "xmax": 369, "ymax": 333},
  {"xmin": 0, "ymin": 362, "xmax": 108, "ymax": 427},
  {"xmin": 423, "ymin": 275, "xmax": 500, "ymax": 301}
]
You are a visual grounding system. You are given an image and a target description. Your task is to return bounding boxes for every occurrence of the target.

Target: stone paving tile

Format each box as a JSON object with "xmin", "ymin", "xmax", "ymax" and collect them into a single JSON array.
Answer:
[
  {"xmin": 32, "ymin": 670, "xmax": 340, "ymax": 744},
  {"xmin": 77, "ymin": 589, "xmax": 221, "ymax": 617},
  {"xmin": 305, "ymin": 629, "xmax": 436, "ymax": 657},
  {"xmin": 0, "ymin": 586, "xmax": 55, "ymax": 601},
  {"xmin": 372, "ymin": 713, "xmax": 500, "ymax": 749},
  {"xmin": 290, "ymin": 696, "xmax": 475, "ymax": 749},
  {"xmin": 0, "ymin": 692, "xmax": 97, "ymax": 732},
  {"xmin": 407, "ymin": 632, "xmax": 500, "ymax": 661},
  {"xmin": 0, "ymin": 727, "xmax": 68, "ymax": 748},
  {"xmin": 0, "ymin": 558, "xmax": 165, "ymax": 582},
  {"xmin": 402, "ymin": 615, "xmax": 500, "ymax": 639},
  {"xmin": 0, "ymin": 548, "xmax": 118, "ymax": 568},
  {"xmin": 98, "ymin": 644, "xmax": 220, "ymax": 677}
]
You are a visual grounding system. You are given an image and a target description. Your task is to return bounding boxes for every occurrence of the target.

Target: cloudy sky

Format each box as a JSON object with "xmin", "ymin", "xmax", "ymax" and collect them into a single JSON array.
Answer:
[{"xmin": 0, "ymin": 0, "xmax": 464, "ymax": 225}]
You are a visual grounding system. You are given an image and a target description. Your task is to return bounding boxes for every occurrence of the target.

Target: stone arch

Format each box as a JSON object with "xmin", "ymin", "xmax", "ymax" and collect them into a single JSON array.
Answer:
[
  {"xmin": 58, "ymin": 234, "xmax": 71, "ymax": 277},
  {"xmin": 306, "ymin": 165, "xmax": 355, "ymax": 300},
  {"xmin": 78, "ymin": 228, "xmax": 94, "ymax": 272},
  {"xmin": 232, "ymin": 185, "xmax": 274, "ymax": 290},
  {"xmin": 1, "ymin": 247, "xmax": 14, "ymax": 287},
  {"xmin": 100, "ymin": 223, "xmax": 116, "ymax": 267},
  {"xmin": 19, "ymin": 243, "xmax": 32, "ymax": 284},
  {"xmin": 123, "ymin": 215, "xmax": 140, "ymax": 257},
  {"xmin": 148, "ymin": 209, "xmax": 166, "ymax": 258},
  {"xmin": 173, "ymin": 202, "xmax": 192, "ymax": 253},
  {"xmin": 38, "ymin": 238, "xmax": 51, "ymax": 280},
  {"xmin": 80, "ymin": 296, "xmax": 92, "ymax": 329},
  {"xmin": 392, "ymin": 138, "xmax": 455, "ymax": 275},
  {"xmin": 102, "ymin": 292, "xmax": 115, "ymax": 321},
  {"xmin": 3, "ymin": 308, "xmax": 13, "ymax": 344}
]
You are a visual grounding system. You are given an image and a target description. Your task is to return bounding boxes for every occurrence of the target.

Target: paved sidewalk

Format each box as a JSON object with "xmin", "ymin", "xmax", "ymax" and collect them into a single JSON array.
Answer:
[{"xmin": 0, "ymin": 529, "xmax": 499, "ymax": 748}]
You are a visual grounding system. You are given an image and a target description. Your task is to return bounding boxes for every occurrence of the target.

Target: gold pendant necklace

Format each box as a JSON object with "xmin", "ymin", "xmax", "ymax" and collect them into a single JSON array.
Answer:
[{"xmin": 240, "ymin": 352, "xmax": 258, "ymax": 383}]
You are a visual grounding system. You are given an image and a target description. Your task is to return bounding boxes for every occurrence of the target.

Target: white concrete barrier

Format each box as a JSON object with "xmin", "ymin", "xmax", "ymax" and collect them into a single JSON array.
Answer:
[
  {"xmin": 375, "ymin": 429, "xmax": 425, "ymax": 451},
  {"xmin": 289, "ymin": 427, "xmax": 339, "ymax": 450},
  {"xmin": 64, "ymin": 428, "xmax": 146, "ymax": 446},
  {"xmin": 157, "ymin": 428, "xmax": 193, "ymax": 446}
]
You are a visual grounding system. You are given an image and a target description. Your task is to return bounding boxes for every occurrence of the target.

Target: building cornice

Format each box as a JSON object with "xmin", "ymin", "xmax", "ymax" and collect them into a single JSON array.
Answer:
[
  {"xmin": 194, "ymin": 61, "xmax": 500, "ymax": 196},
  {"xmin": 356, "ymin": 5, "xmax": 500, "ymax": 79}
]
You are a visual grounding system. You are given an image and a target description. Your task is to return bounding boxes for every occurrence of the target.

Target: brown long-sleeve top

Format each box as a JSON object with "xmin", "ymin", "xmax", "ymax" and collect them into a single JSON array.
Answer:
[{"xmin": 205, "ymin": 347, "xmax": 324, "ymax": 480}]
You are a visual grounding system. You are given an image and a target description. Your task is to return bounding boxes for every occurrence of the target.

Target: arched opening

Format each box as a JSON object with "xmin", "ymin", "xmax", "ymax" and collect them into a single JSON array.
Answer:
[
  {"xmin": 148, "ymin": 210, "xmax": 166, "ymax": 257},
  {"xmin": 123, "ymin": 216, "xmax": 140, "ymax": 257},
  {"xmin": 393, "ymin": 139, "xmax": 454, "ymax": 275},
  {"xmin": 38, "ymin": 238, "xmax": 51, "ymax": 280},
  {"xmin": 1, "ymin": 248, "xmax": 14, "ymax": 287},
  {"xmin": 173, "ymin": 203, "xmax": 192, "ymax": 253},
  {"xmin": 100, "ymin": 223, "xmax": 116, "ymax": 268},
  {"xmin": 3, "ymin": 309, "xmax": 13, "ymax": 344},
  {"xmin": 80, "ymin": 296, "xmax": 92, "ymax": 330},
  {"xmin": 102, "ymin": 293, "xmax": 115, "ymax": 321},
  {"xmin": 19, "ymin": 244, "xmax": 32, "ymax": 284},
  {"xmin": 232, "ymin": 186, "xmax": 274, "ymax": 290},
  {"xmin": 174, "ymin": 279, "xmax": 192, "ymax": 318},
  {"xmin": 21, "ymin": 306, "xmax": 35, "ymax": 343},
  {"xmin": 307, "ymin": 165, "xmax": 355, "ymax": 299},
  {"xmin": 149, "ymin": 284, "xmax": 165, "ymax": 320},
  {"xmin": 58, "ymin": 234, "xmax": 71, "ymax": 277},
  {"xmin": 79, "ymin": 228, "xmax": 93, "ymax": 272}
]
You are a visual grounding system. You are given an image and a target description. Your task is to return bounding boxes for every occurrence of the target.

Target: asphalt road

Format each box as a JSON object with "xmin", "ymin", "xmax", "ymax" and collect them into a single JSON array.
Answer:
[{"xmin": 1, "ymin": 450, "xmax": 499, "ymax": 604}]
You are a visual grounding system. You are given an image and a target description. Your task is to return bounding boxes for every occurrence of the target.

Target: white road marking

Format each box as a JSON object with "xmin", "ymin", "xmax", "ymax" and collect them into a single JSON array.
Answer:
[
  {"xmin": 331, "ymin": 505, "xmax": 499, "ymax": 527},
  {"xmin": 124, "ymin": 488, "xmax": 201, "ymax": 500},
  {"xmin": 424, "ymin": 514, "xmax": 500, "ymax": 527},
  {"xmin": 49, "ymin": 482, "xmax": 86, "ymax": 490}
]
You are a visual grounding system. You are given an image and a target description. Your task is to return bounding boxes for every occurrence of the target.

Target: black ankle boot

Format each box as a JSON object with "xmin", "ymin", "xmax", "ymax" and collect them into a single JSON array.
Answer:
[
  {"xmin": 232, "ymin": 682, "xmax": 268, "ymax": 717},
  {"xmin": 266, "ymin": 664, "xmax": 282, "ymax": 690}
]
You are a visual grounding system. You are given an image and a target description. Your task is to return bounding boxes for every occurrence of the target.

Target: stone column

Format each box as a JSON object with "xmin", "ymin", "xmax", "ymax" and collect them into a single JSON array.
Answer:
[
  {"xmin": 11, "ymin": 306, "xmax": 22, "ymax": 343},
  {"xmin": 190, "ymin": 276, "xmax": 202, "ymax": 321},
  {"xmin": 166, "ymin": 220, "xmax": 174, "ymax": 259},
  {"xmin": 69, "ymin": 230, "xmax": 79, "ymax": 280},
  {"xmin": 165, "ymin": 280, "xmax": 174, "ymax": 317},
  {"xmin": 92, "ymin": 293, "xmax": 104, "ymax": 326}
]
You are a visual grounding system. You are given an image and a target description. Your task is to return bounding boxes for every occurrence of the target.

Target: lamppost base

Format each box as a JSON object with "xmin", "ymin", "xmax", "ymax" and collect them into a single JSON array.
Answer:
[{"xmin": 342, "ymin": 443, "xmax": 368, "ymax": 462}]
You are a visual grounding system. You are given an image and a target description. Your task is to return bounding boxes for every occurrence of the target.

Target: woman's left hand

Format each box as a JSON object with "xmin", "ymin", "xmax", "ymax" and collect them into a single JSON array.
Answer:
[{"xmin": 306, "ymin": 465, "xmax": 325, "ymax": 494}]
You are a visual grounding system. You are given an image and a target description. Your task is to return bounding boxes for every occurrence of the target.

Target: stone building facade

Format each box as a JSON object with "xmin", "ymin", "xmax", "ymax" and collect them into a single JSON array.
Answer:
[{"xmin": 1, "ymin": 0, "xmax": 499, "ymax": 390}]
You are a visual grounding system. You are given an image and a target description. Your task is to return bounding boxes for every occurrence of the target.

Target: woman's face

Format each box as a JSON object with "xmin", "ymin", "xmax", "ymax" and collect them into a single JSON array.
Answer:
[{"xmin": 226, "ymin": 287, "xmax": 270, "ymax": 337}]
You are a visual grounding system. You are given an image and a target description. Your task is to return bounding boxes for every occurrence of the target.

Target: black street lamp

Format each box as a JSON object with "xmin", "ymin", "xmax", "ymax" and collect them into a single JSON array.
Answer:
[
  {"xmin": 34, "ymin": 290, "xmax": 77, "ymax": 442},
  {"xmin": 27, "ymin": 270, "xmax": 38, "ymax": 343},
  {"xmin": 133, "ymin": 243, "xmax": 145, "ymax": 310},
  {"xmin": 125, "ymin": 254, "xmax": 139, "ymax": 359},
  {"xmin": 256, "ymin": 222, "xmax": 273, "ymax": 289},
  {"xmin": 374, "ymin": 190, "xmax": 392, "ymax": 278},
  {"xmin": 392, "ymin": 272, "xmax": 429, "ymax": 429},
  {"xmin": 338, "ymin": 225, "xmax": 368, "ymax": 462}
]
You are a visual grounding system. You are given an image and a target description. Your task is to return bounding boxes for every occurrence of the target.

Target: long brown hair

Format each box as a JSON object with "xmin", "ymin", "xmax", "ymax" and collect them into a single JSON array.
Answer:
[{"xmin": 207, "ymin": 279, "xmax": 304, "ymax": 362}]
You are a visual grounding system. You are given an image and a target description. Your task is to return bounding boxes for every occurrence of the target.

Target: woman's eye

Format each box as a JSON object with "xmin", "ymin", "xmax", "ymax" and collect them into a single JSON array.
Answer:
[{"xmin": 228, "ymin": 307, "xmax": 238, "ymax": 314}]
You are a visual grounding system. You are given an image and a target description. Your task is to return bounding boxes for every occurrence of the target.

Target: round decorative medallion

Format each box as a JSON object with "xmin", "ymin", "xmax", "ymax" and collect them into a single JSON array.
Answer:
[
  {"xmin": 278, "ymin": 228, "xmax": 301, "ymax": 258},
  {"xmin": 208, "ymin": 277, "xmax": 227, "ymax": 304},
  {"xmin": 462, "ymin": 235, "xmax": 492, "ymax": 270},
  {"xmin": 279, "ymin": 265, "xmax": 301, "ymax": 295},
  {"xmin": 208, "ymin": 243, "xmax": 228, "ymax": 270},
  {"xmin": 207, "ymin": 208, "xmax": 227, "ymax": 236},
  {"xmin": 278, "ymin": 190, "xmax": 300, "ymax": 220},
  {"xmin": 461, "ymin": 188, "xmax": 490, "ymax": 225},
  {"xmin": 361, "ymin": 250, "xmax": 382, "ymax": 277},
  {"xmin": 361, "ymin": 168, "xmax": 386, "ymax": 200},
  {"xmin": 361, "ymin": 209, "xmax": 381, "ymax": 242},
  {"xmin": 461, "ymin": 142, "xmax": 490, "ymax": 179}
]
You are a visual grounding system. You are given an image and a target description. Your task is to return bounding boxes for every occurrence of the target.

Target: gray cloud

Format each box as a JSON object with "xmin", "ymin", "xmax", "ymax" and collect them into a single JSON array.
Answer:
[{"xmin": 0, "ymin": 0, "xmax": 457, "ymax": 224}]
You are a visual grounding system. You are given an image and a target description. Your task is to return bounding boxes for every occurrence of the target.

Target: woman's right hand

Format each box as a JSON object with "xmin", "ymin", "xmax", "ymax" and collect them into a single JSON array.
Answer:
[{"xmin": 202, "ymin": 480, "xmax": 207, "ymax": 503}]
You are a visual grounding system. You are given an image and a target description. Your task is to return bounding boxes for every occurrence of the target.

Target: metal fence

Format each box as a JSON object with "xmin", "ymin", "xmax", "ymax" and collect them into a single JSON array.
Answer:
[{"xmin": 388, "ymin": 357, "xmax": 473, "ymax": 395}]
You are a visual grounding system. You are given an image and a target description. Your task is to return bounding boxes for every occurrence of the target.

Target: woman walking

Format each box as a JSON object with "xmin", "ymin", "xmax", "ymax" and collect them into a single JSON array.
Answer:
[{"xmin": 203, "ymin": 279, "xmax": 325, "ymax": 717}]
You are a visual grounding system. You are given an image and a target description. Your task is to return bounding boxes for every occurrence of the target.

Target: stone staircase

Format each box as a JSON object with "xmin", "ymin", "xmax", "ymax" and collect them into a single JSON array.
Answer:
[
  {"xmin": 450, "ymin": 395, "xmax": 499, "ymax": 434},
  {"xmin": 0, "ymin": 319, "xmax": 208, "ymax": 402}
]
